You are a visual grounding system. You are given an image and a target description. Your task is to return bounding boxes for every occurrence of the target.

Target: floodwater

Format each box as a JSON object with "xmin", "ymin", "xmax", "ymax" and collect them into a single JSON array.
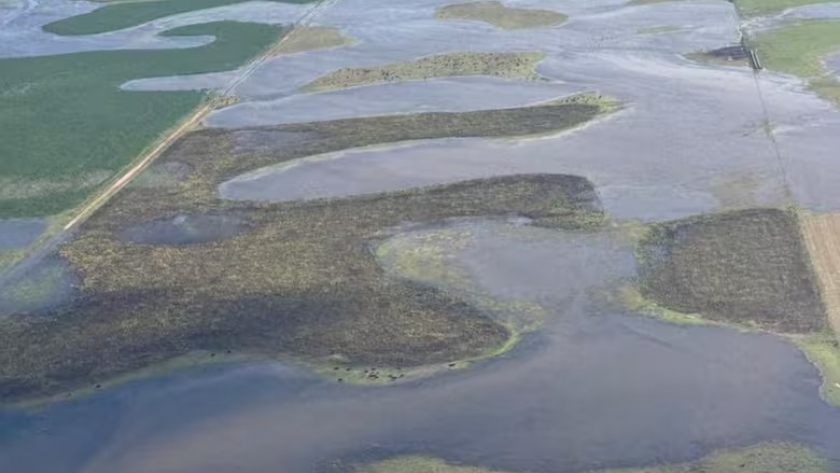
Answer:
[
  {"xmin": 1, "ymin": 220, "xmax": 839, "ymax": 473},
  {"xmin": 6, "ymin": 0, "xmax": 840, "ymax": 471},
  {"xmin": 0, "ymin": 218, "xmax": 45, "ymax": 251},
  {"xmin": 117, "ymin": 214, "xmax": 251, "ymax": 246}
]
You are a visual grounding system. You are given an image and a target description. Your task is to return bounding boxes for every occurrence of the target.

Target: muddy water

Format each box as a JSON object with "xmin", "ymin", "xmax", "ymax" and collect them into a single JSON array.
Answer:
[{"xmin": 2, "ymin": 221, "xmax": 838, "ymax": 473}]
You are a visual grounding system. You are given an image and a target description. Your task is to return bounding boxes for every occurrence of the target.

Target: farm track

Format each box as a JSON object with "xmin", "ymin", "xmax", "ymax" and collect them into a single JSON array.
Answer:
[
  {"xmin": 0, "ymin": 0, "xmax": 340, "ymax": 288},
  {"xmin": 800, "ymin": 212, "xmax": 840, "ymax": 336}
]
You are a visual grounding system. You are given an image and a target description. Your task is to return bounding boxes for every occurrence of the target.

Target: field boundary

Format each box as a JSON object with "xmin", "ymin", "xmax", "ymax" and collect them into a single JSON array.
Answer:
[
  {"xmin": 799, "ymin": 211, "xmax": 840, "ymax": 336},
  {"xmin": 0, "ymin": 0, "xmax": 340, "ymax": 286}
]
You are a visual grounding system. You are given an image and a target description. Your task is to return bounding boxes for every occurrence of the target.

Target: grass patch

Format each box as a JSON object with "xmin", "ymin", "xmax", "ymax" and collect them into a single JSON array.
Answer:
[
  {"xmin": 636, "ymin": 208, "xmax": 825, "ymax": 333},
  {"xmin": 348, "ymin": 442, "xmax": 829, "ymax": 473},
  {"xmin": 43, "ymin": 0, "xmax": 313, "ymax": 35},
  {"xmin": 751, "ymin": 19, "xmax": 840, "ymax": 107},
  {"xmin": 0, "ymin": 101, "xmax": 609, "ymax": 403},
  {"xmin": 272, "ymin": 26, "xmax": 355, "ymax": 55},
  {"xmin": 0, "ymin": 21, "xmax": 284, "ymax": 218},
  {"xmin": 0, "ymin": 250, "xmax": 24, "ymax": 273},
  {"xmin": 735, "ymin": 0, "xmax": 839, "ymax": 17},
  {"xmin": 302, "ymin": 51, "xmax": 547, "ymax": 92},
  {"xmin": 434, "ymin": 1, "xmax": 567, "ymax": 30},
  {"xmin": 795, "ymin": 333, "xmax": 840, "ymax": 405},
  {"xmin": 637, "ymin": 25, "xmax": 682, "ymax": 34}
]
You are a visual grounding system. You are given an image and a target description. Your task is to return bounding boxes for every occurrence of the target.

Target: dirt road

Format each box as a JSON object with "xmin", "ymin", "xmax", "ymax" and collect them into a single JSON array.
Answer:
[{"xmin": 0, "ymin": 0, "xmax": 337, "ymax": 287}]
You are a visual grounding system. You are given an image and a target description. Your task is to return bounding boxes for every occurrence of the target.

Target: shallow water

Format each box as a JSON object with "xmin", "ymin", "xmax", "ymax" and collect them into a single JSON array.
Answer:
[
  {"xmin": 117, "ymin": 214, "xmax": 251, "ymax": 246},
  {"xmin": 0, "ymin": 253, "xmax": 78, "ymax": 314},
  {"xmin": 0, "ymin": 218, "xmax": 45, "ymax": 250},
  {"xmin": 2, "ymin": 221, "xmax": 839, "ymax": 473}
]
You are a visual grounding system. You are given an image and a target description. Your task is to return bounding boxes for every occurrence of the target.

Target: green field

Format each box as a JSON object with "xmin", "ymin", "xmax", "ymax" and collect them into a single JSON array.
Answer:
[
  {"xmin": 0, "ymin": 21, "xmax": 283, "ymax": 219},
  {"xmin": 735, "ymin": 0, "xmax": 839, "ymax": 17},
  {"xmin": 350, "ymin": 442, "xmax": 829, "ymax": 473},
  {"xmin": 752, "ymin": 19, "xmax": 840, "ymax": 106},
  {"xmin": 43, "ymin": 0, "xmax": 313, "ymax": 36}
]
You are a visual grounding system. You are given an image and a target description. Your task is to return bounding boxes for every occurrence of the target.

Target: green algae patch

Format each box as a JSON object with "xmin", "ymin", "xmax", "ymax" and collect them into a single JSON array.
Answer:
[
  {"xmin": 435, "ymin": 1, "xmax": 567, "ymax": 30},
  {"xmin": 627, "ymin": 0, "xmax": 689, "ymax": 5},
  {"xmin": 43, "ymin": 0, "xmax": 314, "ymax": 36},
  {"xmin": 795, "ymin": 333, "xmax": 840, "ymax": 405},
  {"xmin": 637, "ymin": 25, "xmax": 682, "ymax": 34},
  {"xmin": 752, "ymin": 19, "xmax": 840, "ymax": 107},
  {"xmin": 302, "ymin": 51, "xmax": 547, "ymax": 92},
  {"xmin": 350, "ymin": 442, "xmax": 829, "ymax": 473},
  {"xmin": 272, "ymin": 26, "xmax": 356, "ymax": 55}
]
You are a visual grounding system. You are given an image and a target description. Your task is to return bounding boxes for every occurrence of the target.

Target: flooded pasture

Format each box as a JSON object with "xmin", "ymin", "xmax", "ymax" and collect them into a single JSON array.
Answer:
[
  {"xmin": 1, "ymin": 220, "xmax": 839, "ymax": 473},
  {"xmin": 116, "ymin": 214, "xmax": 251, "ymax": 246},
  {"xmin": 4, "ymin": 0, "xmax": 840, "ymax": 471}
]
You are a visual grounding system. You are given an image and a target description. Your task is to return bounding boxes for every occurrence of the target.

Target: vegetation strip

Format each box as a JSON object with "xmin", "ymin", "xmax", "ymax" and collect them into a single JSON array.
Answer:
[
  {"xmin": 347, "ymin": 442, "xmax": 829, "ymax": 473},
  {"xmin": 43, "ymin": 0, "xmax": 315, "ymax": 36},
  {"xmin": 434, "ymin": 1, "xmax": 567, "ymax": 30},
  {"xmin": 301, "ymin": 51, "xmax": 547, "ymax": 92}
]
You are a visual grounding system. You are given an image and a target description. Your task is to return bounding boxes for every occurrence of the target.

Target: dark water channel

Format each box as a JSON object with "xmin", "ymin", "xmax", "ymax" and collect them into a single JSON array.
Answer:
[{"xmin": 1, "ymin": 222, "xmax": 839, "ymax": 473}]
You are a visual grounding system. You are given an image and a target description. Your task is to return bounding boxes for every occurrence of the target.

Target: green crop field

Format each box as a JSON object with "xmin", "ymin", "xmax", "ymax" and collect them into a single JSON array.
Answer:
[
  {"xmin": 0, "ymin": 21, "xmax": 284, "ymax": 219},
  {"xmin": 43, "ymin": 0, "xmax": 314, "ymax": 36}
]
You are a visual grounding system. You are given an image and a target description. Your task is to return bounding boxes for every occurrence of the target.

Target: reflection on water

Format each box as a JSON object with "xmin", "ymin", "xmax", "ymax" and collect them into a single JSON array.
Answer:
[{"xmin": 1, "ymin": 222, "xmax": 838, "ymax": 473}]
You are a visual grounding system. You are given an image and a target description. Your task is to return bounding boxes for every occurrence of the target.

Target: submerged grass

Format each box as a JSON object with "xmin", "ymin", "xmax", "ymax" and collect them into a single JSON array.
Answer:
[
  {"xmin": 43, "ymin": 0, "xmax": 313, "ymax": 35},
  {"xmin": 434, "ymin": 1, "xmax": 567, "ymax": 30},
  {"xmin": 0, "ymin": 21, "xmax": 284, "ymax": 218},
  {"xmin": 751, "ymin": 19, "xmax": 840, "ymax": 107},
  {"xmin": 302, "ymin": 51, "xmax": 547, "ymax": 92},
  {"xmin": 637, "ymin": 25, "xmax": 682, "ymax": 34},
  {"xmin": 0, "ymin": 101, "xmax": 609, "ymax": 402},
  {"xmin": 349, "ymin": 442, "xmax": 829, "ymax": 473}
]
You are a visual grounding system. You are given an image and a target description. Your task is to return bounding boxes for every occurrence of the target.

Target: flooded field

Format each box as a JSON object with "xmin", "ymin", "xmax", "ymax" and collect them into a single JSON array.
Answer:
[
  {"xmin": 3, "ymin": 219, "xmax": 840, "ymax": 473},
  {"xmin": 4, "ymin": 0, "xmax": 840, "ymax": 471}
]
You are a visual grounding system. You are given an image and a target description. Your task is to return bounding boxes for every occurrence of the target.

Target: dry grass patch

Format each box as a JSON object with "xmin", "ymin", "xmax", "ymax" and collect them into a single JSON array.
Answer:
[
  {"xmin": 302, "ymin": 52, "xmax": 546, "ymax": 92},
  {"xmin": 272, "ymin": 26, "xmax": 355, "ymax": 55},
  {"xmin": 435, "ymin": 1, "xmax": 567, "ymax": 30}
]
